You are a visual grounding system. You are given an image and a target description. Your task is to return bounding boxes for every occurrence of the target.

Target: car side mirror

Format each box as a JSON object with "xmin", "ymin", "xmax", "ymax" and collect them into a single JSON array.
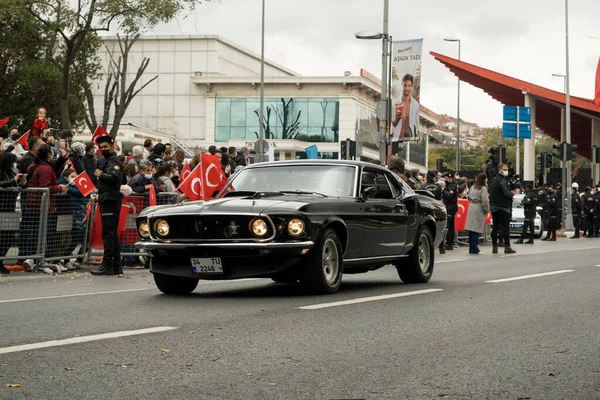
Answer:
[{"xmin": 362, "ymin": 186, "xmax": 377, "ymax": 200}]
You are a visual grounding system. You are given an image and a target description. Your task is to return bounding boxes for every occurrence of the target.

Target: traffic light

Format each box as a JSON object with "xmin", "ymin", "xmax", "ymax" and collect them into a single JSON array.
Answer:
[
  {"xmin": 564, "ymin": 142, "xmax": 577, "ymax": 161},
  {"xmin": 546, "ymin": 153, "xmax": 553, "ymax": 168},
  {"xmin": 594, "ymin": 145, "xmax": 600, "ymax": 164},
  {"xmin": 488, "ymin": 145, "xmax": 506, "ymax": 165},
  {"xmin": 340, "ymin": 138, "xmax": 356, "ymax": 160},
  {"xmin": 436, "ymin": 158, "xmax": 444, "ymax": 171},
  {"xmin": 552, "ymin": 142, "xmax": 563, "ymax": 160}
]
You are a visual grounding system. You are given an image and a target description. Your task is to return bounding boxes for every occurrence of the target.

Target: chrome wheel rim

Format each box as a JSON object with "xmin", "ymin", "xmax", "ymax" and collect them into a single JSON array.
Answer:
[
  {"xmin": 418, "ymin": 233, "xmax": 431, "ymax": 274},
  {"xmin": 322, "ymin": 238, "xmax": 339, "ymax": 284}
]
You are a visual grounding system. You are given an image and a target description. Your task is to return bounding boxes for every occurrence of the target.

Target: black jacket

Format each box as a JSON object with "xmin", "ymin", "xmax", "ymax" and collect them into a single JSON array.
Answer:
[
  {"xmin": 442, "ymin": 182, "xmax": 458, "ymax": 213},
  {"xmin": 424, "ymin": 183, "xmax": 442, "ymax": 201},
  {"xmin": 20, "ymin": 151, "xmax": 36, "ymax": 174},
  {"xmin": 546, "ymin": 192, "xmax": 559, "ymax": 216},
  {"xmin": 489, "ymin": 174, "xmax": 513, "ymax": 210},
  {"xmin": 83, "ymin": 154, "xmax": 98, "ymax": 186},
  {"xmin": 571, "ymin": 192, "xmax": 582, "ymax": 215},
  {"xmin": 97, "ymin": 154, "xmax": 124, "ymax": 204},
  {"xmin": 522, "ymin": 191, "xmax": 538, "ymax": 218}
]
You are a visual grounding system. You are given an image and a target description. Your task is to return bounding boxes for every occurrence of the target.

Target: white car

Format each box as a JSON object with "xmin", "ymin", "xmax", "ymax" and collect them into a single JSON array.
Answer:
[{"xmin": 509, "ymin": 194, "xmax": 544, "ymax": 238}]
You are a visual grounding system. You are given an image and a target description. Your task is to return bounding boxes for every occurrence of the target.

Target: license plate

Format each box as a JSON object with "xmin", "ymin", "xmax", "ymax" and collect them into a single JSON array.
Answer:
[
  {"xmin": 191, "ymin": 258, "xmax": 223, "ymax": 274},
  {"xmin": 509, "ymin": 224, "xmax": 523, "ymax": 229}
]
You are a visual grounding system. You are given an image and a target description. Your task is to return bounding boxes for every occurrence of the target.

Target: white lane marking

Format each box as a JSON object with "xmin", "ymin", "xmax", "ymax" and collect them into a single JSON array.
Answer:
[
  {"xmin": 437, "ymin": 258, "xmax": 467, "ymax": 264},
  {"xmin": 595, "ymin": 265, "xmax": 600, "ymax": 267},
  {"xmin": 0, "ymin": 288, "xmax": 155, "ymax": 304},
  {"xmin": 485, "ymin": 270, "xmax": 574, "ymax": 283},
  {"xmin": 0, "ymin": 326, "xmax": 178, "ymax": 355},
  {"xmin": 500, "ymin": 246, "xmax": 599, "ymax": 258},
  {"xmin": 299, "ymin": 288, "xmax": 443, "ymax": 310}
]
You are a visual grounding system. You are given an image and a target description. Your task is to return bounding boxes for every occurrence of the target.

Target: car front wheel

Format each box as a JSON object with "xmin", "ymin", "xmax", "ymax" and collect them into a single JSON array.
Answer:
[
  {"xmin": 396, "ymin": 226, "xmax": 434, "ymax": 283},
  {"xmin": 301, "ymin": 229, "xmax": 343, "ymax": 294},
  {"xmin": 153, "ymin": 273, "xmax": 199, "ymax": 295}
]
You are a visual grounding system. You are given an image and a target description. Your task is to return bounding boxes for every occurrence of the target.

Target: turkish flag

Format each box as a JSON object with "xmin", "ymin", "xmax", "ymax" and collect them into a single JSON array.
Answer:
[
  {"xmin": 89, "ymin": 204, "xmax": 132, "ymax": 250},
  {"xmin": 454, "ymin": 199, "xmax": 470, "ymax": 232},
  {"xmin": 0, "ymin": 116, "xmax": 8, "ymax": 129},
  {"xmin": 91, "ymin": 125, "xmax": 110, "ymax": 144},
  {"xmin": 180, "ymin": 161, "xmax": 191, "ymax": 182},
  {"xmin": 149, "ymin": 183, "xmax": 157, "ymax": 207},
  {"xmin": 484, "ymin": 212, "xmax": 492, "ymax": 225},
  {"xmin": 118, "ymin": 204, "xmax": 130, "ymax": 234},
  {"xmin": 177, "ymin": 161, "xmax": 203, "ymax": 201},
  {"xmin": 65, "ymin": 158, "xmax": 74, "ymax": 171},
  {"xmin": 74, "ymin": 171, "xmax": 96, "ymax": 197},
  {"xmin": 594, "ymin": 57, "xmax": 600, "ymax": 107},
  {"xmin": 17, "ymin": 130, "xmax": 30, "ymax": 150},
  {"xmin": 201, "ymin": 153, "xmax": 227, "ymax": 199}
]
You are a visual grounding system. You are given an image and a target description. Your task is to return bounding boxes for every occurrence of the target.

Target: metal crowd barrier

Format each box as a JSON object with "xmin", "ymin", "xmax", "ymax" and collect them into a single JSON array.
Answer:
[
  {"xmin": 0, "ymin": 188, "xmax": 50, "ymax": 269},
  {"xmin": 85, "ymin": 192, "xmax": 185, "ymax": 266}
]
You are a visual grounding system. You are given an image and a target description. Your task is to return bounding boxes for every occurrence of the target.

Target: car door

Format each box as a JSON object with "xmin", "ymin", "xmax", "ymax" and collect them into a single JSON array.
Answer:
[{"xmin": 359, "ymin": 168, "xmax": 409, "ymax": 257}]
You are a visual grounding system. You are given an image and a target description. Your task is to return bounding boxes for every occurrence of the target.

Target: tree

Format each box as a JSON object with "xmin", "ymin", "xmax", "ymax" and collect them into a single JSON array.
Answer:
[
  {"xmin": 19, "ymin": 0, "xmax": 217, "ymax": 131},
  {"xmin": 85, "ymin": 34, "xmax": 158, "ymax": 137}
]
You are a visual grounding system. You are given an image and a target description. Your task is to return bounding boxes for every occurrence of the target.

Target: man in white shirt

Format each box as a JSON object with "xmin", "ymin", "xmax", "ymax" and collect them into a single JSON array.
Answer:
[{"xmin": 391, "ymin": 74, "xmax": 420, "ymax": 140}]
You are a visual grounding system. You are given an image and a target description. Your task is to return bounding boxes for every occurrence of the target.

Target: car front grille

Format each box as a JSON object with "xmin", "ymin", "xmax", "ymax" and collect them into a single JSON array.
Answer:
[{"xmin": 150, "ymin": 215, "xmax": 271, "ymax": 241}]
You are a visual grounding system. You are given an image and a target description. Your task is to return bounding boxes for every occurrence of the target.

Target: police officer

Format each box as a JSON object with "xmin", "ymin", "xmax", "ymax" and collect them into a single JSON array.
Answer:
[
  {"xmin": 91, "ymin": 136, "xmax": 124, "ymax": 276},
  {"xmin": 582, "ymin": 186, "xmax": 595, "ymax": 237},
  {"xmin": 542, "ymin": 186, "xmax": 558, "ymax": 241},
  {"xmin": 423, "ymin": 171, "xmax": 442, "ymax": 200},
  {"xmin": 442, "ymin": 172, "xmax": 458, "ymax": 251},
  {"xmin": 593, "ymin": 185, "xmax": 600, "ymax": 237},
  {"xmin": 570, "ymin": 183, "xmax": 582, "ymax": 239},
  {"xmin": 515, "ymin": 184, "xmax": 537, "ymax": 244}
]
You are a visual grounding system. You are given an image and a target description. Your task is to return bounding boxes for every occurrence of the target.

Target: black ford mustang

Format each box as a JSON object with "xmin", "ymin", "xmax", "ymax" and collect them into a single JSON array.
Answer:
[{"xmin": 135, "ymin": 160, "xmax": 447, "ymax": 295}]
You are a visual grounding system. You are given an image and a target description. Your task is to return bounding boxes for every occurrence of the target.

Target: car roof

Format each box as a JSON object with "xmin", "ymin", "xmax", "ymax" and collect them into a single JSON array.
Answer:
[{"xmin": 244, "ymin": 159, "xmax": 388, "ymax": 171}]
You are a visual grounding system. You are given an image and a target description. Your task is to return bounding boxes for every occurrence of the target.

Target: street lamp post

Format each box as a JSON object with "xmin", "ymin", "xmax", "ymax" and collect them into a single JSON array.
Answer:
[
  {"xmin": 257, "ymin": 0, "xmax": 265, "ymax": 163},
  {"xmin": 355, "ymin": 0, "xmax": 390, "ymax": 165},
  {"xmin": 564, "ymin": 0, "xmax": 573, "ymax": 230},
  {"xmin": 444, "ymin": 37, "xmax": 461, "ymax": 171}
]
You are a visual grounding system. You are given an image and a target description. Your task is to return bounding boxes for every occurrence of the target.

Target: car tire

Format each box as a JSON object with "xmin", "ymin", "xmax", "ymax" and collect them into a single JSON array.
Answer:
[
  {"xmin": 301, "ymin": 229, "xmax": 343, "ymax": 294},
  {"xmin": 153, "ymin": 273, "xmax": 199, "ymax": 295},
  {"xmin": 396, "ymin": 226, "xmax": 434, "ymax": 283}
]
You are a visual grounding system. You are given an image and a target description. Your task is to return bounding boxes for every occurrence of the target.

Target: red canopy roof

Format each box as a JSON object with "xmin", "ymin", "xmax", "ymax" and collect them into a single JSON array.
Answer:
[{"xmin": 431, "ymin": 51, "xmax": 600, "ymax": 158}]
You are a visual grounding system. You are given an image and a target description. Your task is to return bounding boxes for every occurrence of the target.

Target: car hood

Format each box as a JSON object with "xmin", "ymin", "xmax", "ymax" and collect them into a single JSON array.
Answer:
[{"xmin": 140, "ymin": 195, "xmax": 315, "ymax": 218}]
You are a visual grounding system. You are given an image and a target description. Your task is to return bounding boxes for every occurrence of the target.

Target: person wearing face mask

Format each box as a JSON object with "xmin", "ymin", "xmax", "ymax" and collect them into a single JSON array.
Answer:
[
  {"xmin": 82, "ymin": 141, "xmax": 98, "ymax": 186},
  {"xmin": 0, "ymin": 151, "xmax": 27, "ymax": 274},
  {"xmin": 128, "ymin": 160, "xmax": 159, "ymax": 196},
  {"xmin": 155, "ymin": 163, "xmax": 175, "ymax": 193},
  {"xmin": 541, "ymin": 185, "xmax": 559, "ymax": 241},
  {"xmin": 92, "ymin": 135, "xmax": 124, "ymax": 277},
  {"xmin": 489, "ymin": 163, "xmax": 516, "ymax": 254}
]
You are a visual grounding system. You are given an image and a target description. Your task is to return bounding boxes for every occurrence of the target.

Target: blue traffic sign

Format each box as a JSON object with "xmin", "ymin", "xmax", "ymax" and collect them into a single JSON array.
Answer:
[
  {"xmin": 503, "ymin": 105, "xmax": 531, "ymax": 123},
  {"xmin": 502, "ymin": 122, "xmax": 531, "ymax": 139}
]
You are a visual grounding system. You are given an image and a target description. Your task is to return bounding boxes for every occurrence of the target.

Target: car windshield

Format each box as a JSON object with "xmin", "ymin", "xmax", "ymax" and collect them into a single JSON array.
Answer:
[{"xmin": 216, "ymin": 164, "xmax": 357, "ymax": 198}]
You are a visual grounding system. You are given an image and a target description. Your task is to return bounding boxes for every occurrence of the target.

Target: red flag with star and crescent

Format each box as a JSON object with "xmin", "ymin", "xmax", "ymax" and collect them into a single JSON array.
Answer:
[
  {"xmin": 91, "ymin": 125, "xmax": 110, "ymax": 144},
  {"xmin": 177, "ymin": 161, "xmax": 203, "ymax": 201},
  {"xmin": 74, "ymin": 171, "xmax": 96, "ymax": 197},
  {"xmin": 17, "ymin": 130, "xmax": 30, "ymax": 150},
  {"xmin": 201, "ymin": 153, "xmax": 227, "ymax": 199},
  {"xmin": 0, "ymin": 116, "xmax": 9, "ymax": 129},
  {"xmin": 180, "ymin": 161, "xmax": 191, "ymax": 182},
  {"xmin": 149, "ymin": 183, "xmax": 157, "ymax": 207}
]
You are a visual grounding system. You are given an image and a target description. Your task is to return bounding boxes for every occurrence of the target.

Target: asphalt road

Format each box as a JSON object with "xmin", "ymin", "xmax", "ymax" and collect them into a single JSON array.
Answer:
[{"xmin": 1, "ymin": 239, "xmax": 599, "ymax": 399}]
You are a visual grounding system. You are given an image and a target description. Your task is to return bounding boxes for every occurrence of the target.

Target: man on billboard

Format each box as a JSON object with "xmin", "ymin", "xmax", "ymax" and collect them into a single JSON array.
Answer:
[{"xmin": 391, "ymin": 73, "xmax": 420, "ymax": 140}]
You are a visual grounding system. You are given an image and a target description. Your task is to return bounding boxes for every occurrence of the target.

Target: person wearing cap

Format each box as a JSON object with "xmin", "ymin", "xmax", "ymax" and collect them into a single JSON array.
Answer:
[
  {"xmin": 489, "ymin": 163, "xmax": 516, "ymax": 254},
  {"xmin": 92, "ymin": 135, "xmax": 124, "ymax": 277},
  {"xmin": 542, "ymin": 185, "xmax": 559, "ymax": 241},
  {"xmin": 570, "ymin": 183, "xmax": 582, "ymax": 239},
  {"xmin": 554, "ymin": 182, "xmax": 563, "ymax": 229},
  {"xmin": 423, "ymin": 171, "xmax": 442, "ymax": 201},
  {"xmin": 515, "ymin": 184, "xmax": 538, "ymax": 244},
  {"xmin": 582, "ymin": 186, "xmax": 595, "ymax": 237},
  {"xmin": 442, "ymin": 172, "xmax": 458, "ymax": 251}
]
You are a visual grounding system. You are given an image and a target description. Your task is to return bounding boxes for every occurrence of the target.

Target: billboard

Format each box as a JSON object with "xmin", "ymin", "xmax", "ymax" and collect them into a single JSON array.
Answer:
[{"xmin": 390, "ymin": 39, "xmax": 423, "ymax": 142}]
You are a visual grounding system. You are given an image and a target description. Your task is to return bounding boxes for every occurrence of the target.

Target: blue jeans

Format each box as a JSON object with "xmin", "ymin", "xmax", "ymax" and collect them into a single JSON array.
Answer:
[{"xmin": 468, "ymin": 231, "xmax": 480, "ymax": 254}]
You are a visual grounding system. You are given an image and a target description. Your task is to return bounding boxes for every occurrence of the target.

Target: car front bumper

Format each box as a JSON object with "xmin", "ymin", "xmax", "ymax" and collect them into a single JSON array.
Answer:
[{"xmin": 135, "ymin": 240, "xmax": 315, "ymax": 280}]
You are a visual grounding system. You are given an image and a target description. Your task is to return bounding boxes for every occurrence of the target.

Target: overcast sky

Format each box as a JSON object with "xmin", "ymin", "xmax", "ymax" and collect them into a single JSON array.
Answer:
[{"xmin": 148, "ymin": 0, "xmax": 600, "ymax": 128}]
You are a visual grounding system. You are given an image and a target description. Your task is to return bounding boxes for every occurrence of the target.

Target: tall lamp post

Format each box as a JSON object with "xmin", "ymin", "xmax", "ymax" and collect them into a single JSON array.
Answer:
[
  {"xmin": 564, "ymin": 0, "xmax": 573, "ymax": 230},
  {"xmin": 355, "ymin": 0, "xmax": 390, "ymax": 165},
  {"xmin": 444, "ymin": 37, "xmax": 461, "ymax": 171},
  {"xmin": 257, "ymin": 0, "xmax": 266, "ymax": 163}
]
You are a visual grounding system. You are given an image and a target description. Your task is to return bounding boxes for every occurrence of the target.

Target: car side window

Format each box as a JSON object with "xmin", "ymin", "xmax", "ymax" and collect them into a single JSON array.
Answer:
[{"xmin": 362, "ymin": 168, "xmax": 395, "ymax": 199}]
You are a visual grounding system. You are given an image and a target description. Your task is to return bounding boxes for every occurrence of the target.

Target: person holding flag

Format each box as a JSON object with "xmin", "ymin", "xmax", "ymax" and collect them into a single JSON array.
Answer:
[{"xmin": 91, "ymin": 135, "xmax": 125, "ymax": 277}]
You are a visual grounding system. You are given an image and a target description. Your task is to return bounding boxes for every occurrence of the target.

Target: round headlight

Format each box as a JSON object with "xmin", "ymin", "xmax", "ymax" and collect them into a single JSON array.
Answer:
[
  {"xmin": 138, "ymin": 221, "xmax": 150, "ymax": 238},
  {"xmin": 154, "ymin": 219, "xmax": 170, "ymax": 237},
  {"xmin": 250, "ymin": 218, "xmax": 269, "ymax": 237},
  {"xmin": 287, "ymin": 218, "xmax": 305, "ymax": 237}
]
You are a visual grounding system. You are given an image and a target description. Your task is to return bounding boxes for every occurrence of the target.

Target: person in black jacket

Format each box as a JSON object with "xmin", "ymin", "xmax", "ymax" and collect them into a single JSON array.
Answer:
[
  {"xmin": 442, "ymin": 172, "xmax": 458, "ymax": 251},
  {"xmin": 0, "ymin": 152, "xmax": 27, "ymax": 274},
  {"xmin": 82, "ymin": 142, "xmax": 98, "ymax": 186},
  {"xmin": 515, "ymin": 185, "xmax": 538, "ymax": 244},
  {"xmin": 542, "ymin": 186, "xmax": 559, "ymax": 241},
  {"xmin": 489, "ymin": 163, "xmax": 516, "ymax": 254},
  {"xmin": 570, "ymin": 183, "xmax": 582, "ymax": 239},
  {"xmin": 91, "ymin": 136, "xmax": 124, "ymax": 277}
]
